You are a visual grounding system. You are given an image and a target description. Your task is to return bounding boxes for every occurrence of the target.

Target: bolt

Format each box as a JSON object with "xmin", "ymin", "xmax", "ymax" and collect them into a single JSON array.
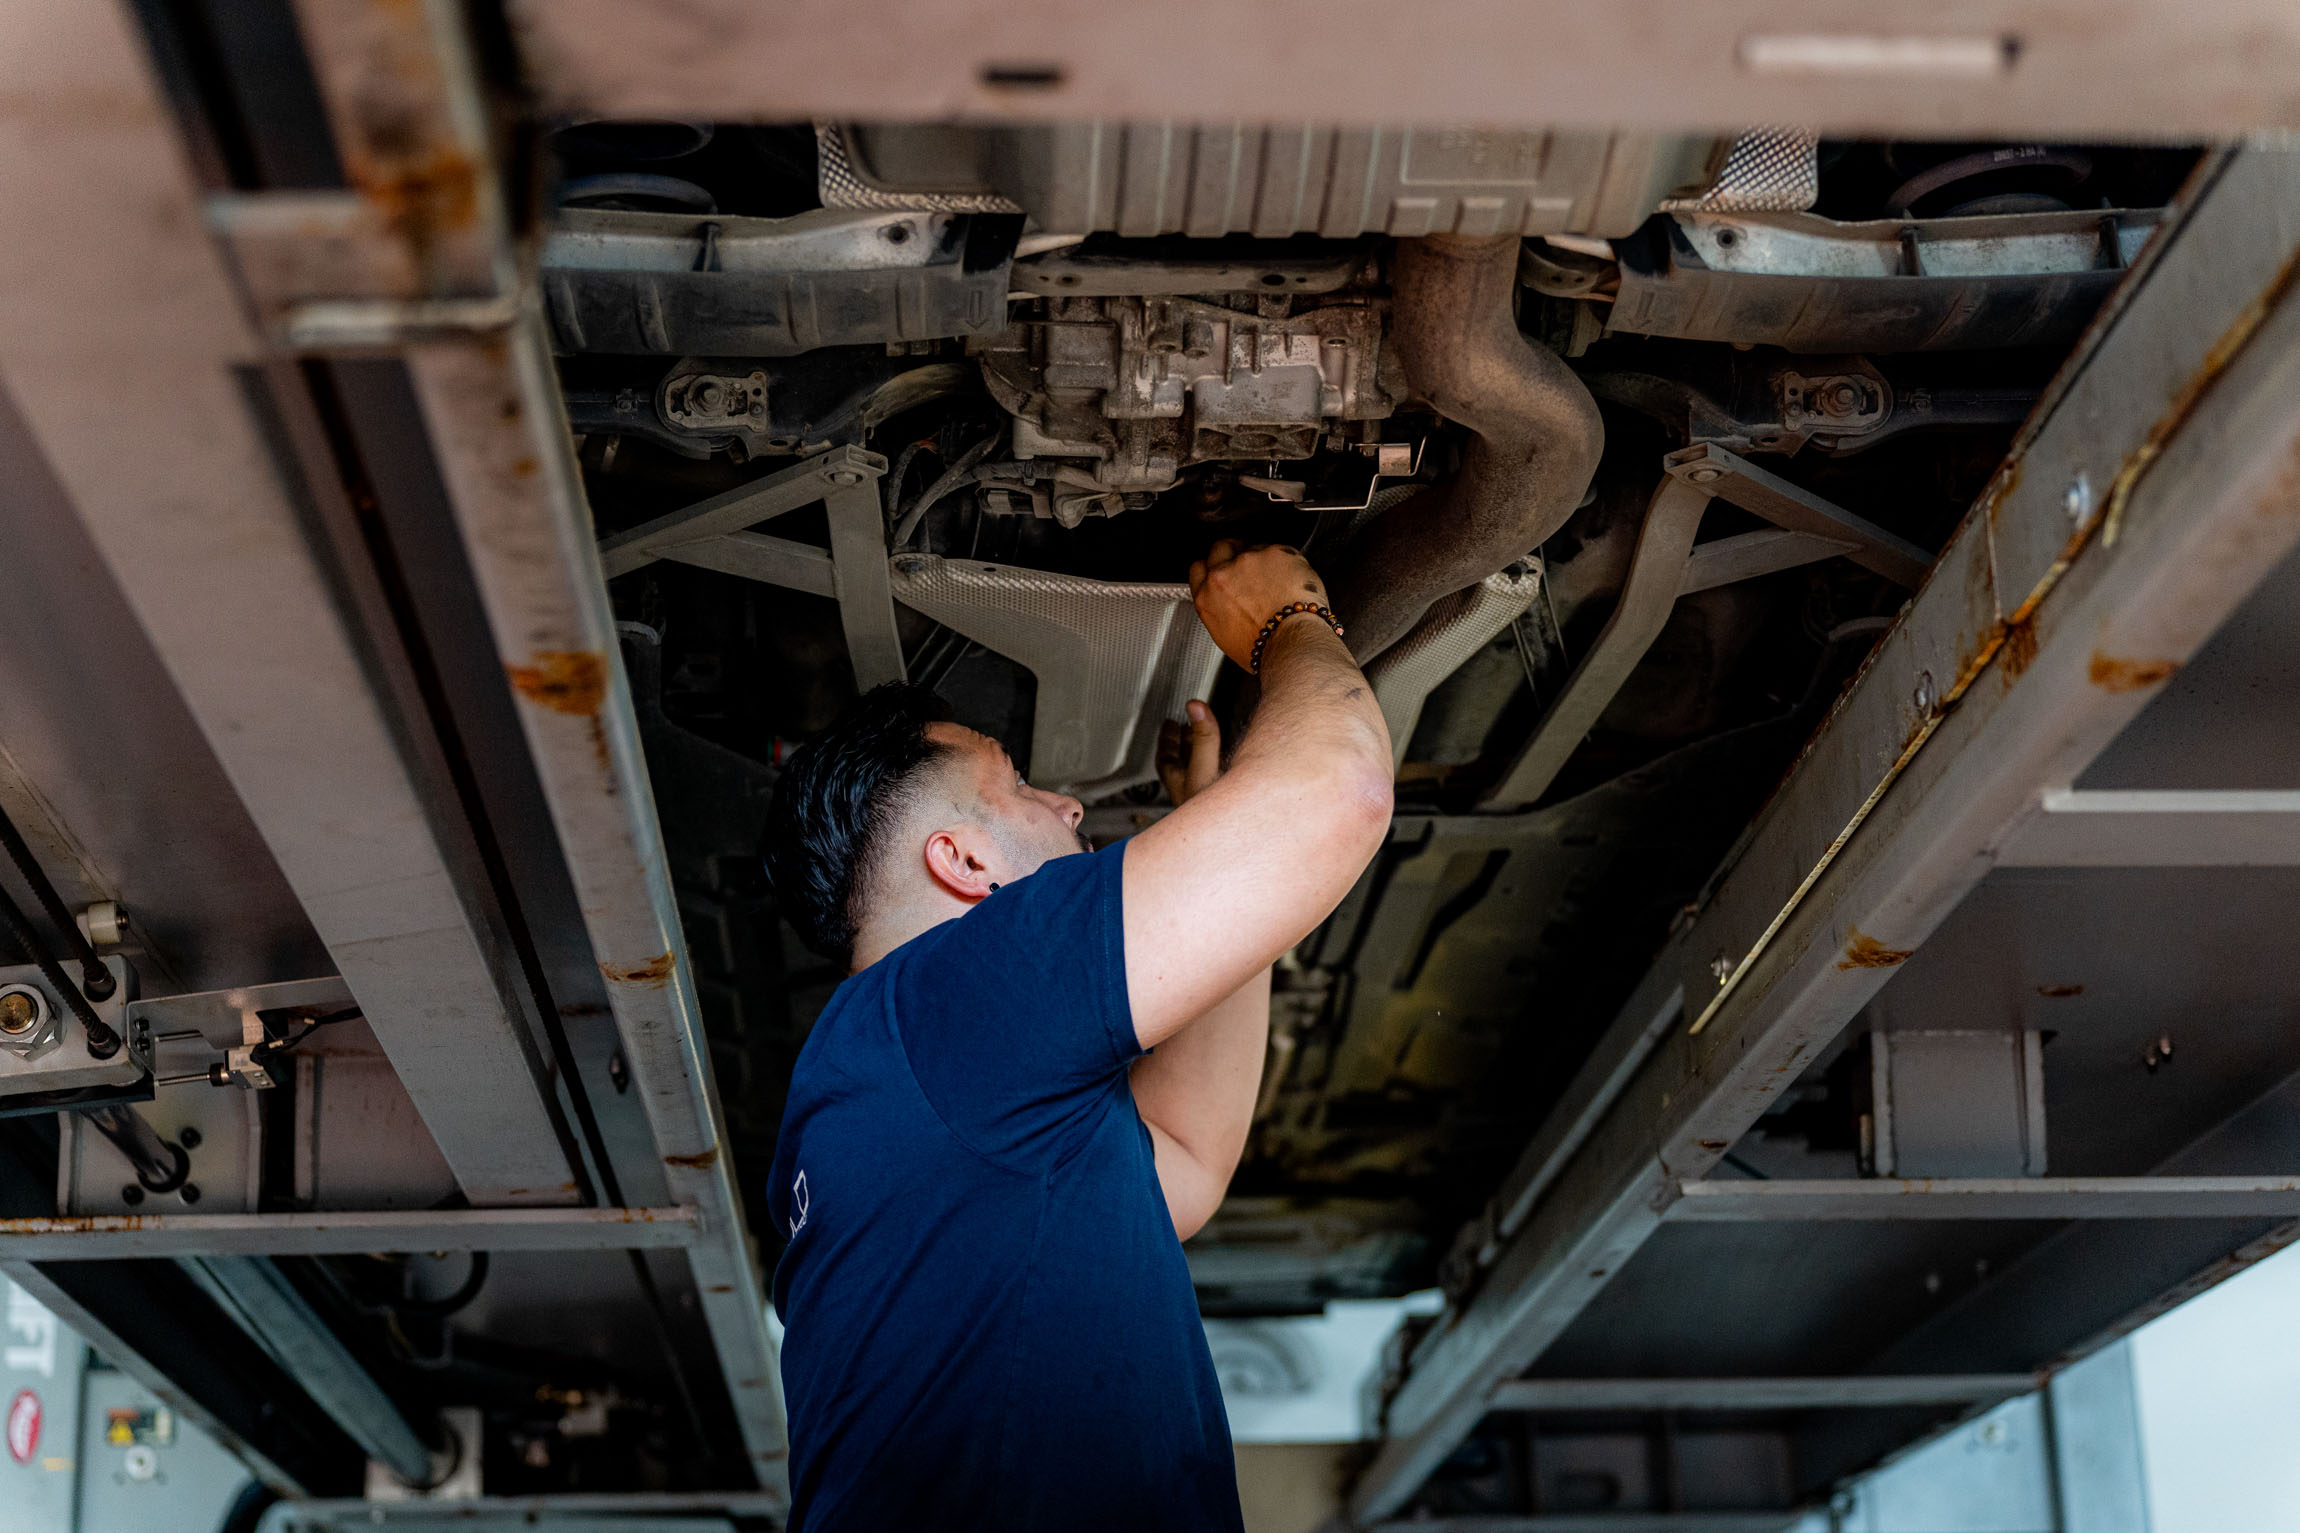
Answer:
[
  {"xmin": 2063, "ymin": 471, "xmax": 2094, "ymax": 528},
  {"xmin": 1686, "ymin": 465, "xmax": 1724, "ymax": 484},
  {"xmin": 883, "ymin": 223, "xmax": 912, "ymax": 244},
  {"xmin": 1912, "ymin": 670, "xmax": 1938, "ymax": 715},
  {"xmin": 825, "ymin": 467, "xmax": 864, "ymax": 487},
  {"xmin": 178, "ymin": 1125, "xmax": 202, "ymax": 1150},
  {"xmin": 0, "ymin": 989, "xmax": 38, "ymax": 1036},
  {"xmin": 1819, "ymin": 380, "xmax": 1864, "ymax": 418},
  {"xmin": 1709, "ymin": 953, "xmax": 1736, "ymax": 985},
  {"xmin": 693, "ymin": 381, "xmax": 725, "ymax": 412},
  {"xmin": 180, "ymin": 1183, "xmax": 201, "ymax": 1205},
  {"xmin": 120, "ymin": 1184, "xmax": 144, "ymax": 1206}
]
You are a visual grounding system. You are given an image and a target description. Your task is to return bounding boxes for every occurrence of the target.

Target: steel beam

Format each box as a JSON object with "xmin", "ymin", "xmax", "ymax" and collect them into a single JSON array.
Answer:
[
  {"xmin": 1351, "ymin": 147, "xmax": 2300, "ymax": 1523},
  {"xmin": 1674, "ymin": 443, "xmax": 1932, "ymax": 589},
  {"xmin": 1680, "ymin": 529, "xmax": 1855, "ymax": 596},
  {"xmin": 0, "ymin": 1205, "xmax": 698, "ymax": 1260},
  {"xmin": 0, "ymin": 1259, "xmax": 319, "ymax": 1494},
  {"xmin": 596, "ymin": 445, "xmax": 886, "ymax": 579},
  {"xmin": 1489, "ymin": 1375, "xmax": 2035, "ymax": 1412},
  {"xmin": 1669, "ymin": 1176, "xmax": 2300, "ymax": 1222},
  {"xmin": 1997, "ymin": 789, "xmax": 2300, "ymax": 866},
  {"xmin": 263, "ymin": 3, "xmax": 796, "ymax": 1475},
  {"xmin": 1367, "ymin": 1516, "xmax": 1801, "ymax": 1533},
  {"xmin": 0, "ymin": 2, "xmax": 580, "ymax": 1208},
  {"xmin": 258, "ymin": 1493, "xmax": 778, "ymax": 1530},
  {"xmin": 1486, "ymin": 477, "xmax": 1712, "ymax": 808},
  {"xmin": 181, "ymin": 1254, "xmax": 437, "ymax": 1485},
  {"xmin": 504, "ymin": 1, "xmax": 2300, "ymax": 141}
]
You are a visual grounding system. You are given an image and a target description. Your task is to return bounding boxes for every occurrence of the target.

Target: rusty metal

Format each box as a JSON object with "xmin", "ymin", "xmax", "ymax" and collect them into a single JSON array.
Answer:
[
  {"xmin": 0, "ymin": 1204, "xmax": 699, "ymax": 1260},
  {"xmin": 1348, "ymin": 142, "xmax": 2300, "ymax": 1525},
  {"xmin": 1324, "ymin": 233, "xmax": 1605, "ymax": 663}
]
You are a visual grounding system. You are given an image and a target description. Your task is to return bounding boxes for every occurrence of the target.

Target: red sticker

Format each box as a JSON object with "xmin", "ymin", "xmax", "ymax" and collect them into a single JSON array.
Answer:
[{"xmin": 5, "ymin": 1389, "xmax": 38, "ymax": 1465}]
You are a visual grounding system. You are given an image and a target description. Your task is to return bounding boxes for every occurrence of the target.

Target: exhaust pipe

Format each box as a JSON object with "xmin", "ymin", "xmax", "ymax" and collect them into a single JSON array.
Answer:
[{"xmin": 1327, "ymin": 234, "xmax": 1606, "ymax": 663}]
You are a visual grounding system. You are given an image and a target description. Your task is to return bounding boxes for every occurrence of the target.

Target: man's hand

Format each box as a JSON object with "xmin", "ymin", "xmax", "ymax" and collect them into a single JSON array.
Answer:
[
  {"xmin": 1156, "ymin": 701, "xmax": 1222, "ymax": 807},
  {"xmin": 1187, "ymin": 541, "xmax": 1333, "ymax": 672}
]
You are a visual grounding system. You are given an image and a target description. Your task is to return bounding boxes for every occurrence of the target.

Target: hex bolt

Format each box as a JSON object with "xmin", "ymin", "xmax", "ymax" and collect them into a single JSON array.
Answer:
[
  {"xmin": 2063, "ymin": 471, "xmax": 2094, "ymax": 528},
  {"xmin": 1912, "ymin": 671, "xmax": 1938, "ymax": 715},
  {"xmin": 1686, "ymin": 465, "xmax": 1724, "ymax": 484},
  {"xmin": 825, "ymin": 467, "xmax": 864, "ymax": 487}
]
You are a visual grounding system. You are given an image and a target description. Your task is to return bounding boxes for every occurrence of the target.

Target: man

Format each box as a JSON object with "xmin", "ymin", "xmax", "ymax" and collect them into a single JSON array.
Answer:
[{"xmin": 759, "ymin": 541, "xmax": 1393, "ymax": 1530}]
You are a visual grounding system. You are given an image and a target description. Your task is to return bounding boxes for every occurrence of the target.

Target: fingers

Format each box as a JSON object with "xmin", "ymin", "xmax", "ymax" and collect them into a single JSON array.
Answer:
[
  {"xmin": 1156, "ymin": 717, "xmax": 1188, "ymax": 804},
  {"xmin": 1184, "ymin": 699, "xmax": 1222, "ymax": 799}
]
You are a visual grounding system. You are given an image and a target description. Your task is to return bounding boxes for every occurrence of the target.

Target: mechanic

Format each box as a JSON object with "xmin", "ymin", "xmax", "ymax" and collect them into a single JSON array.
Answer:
[{"xmin": 757, "ymin": 540, "xmax": 1394, "ymax": 1530}]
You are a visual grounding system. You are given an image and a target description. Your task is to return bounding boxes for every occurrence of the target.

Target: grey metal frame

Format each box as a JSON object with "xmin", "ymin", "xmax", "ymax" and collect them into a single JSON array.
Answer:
[
  {"xmin": 1485, "ymin": 442, "xmax": 1929, "ymax": 810},
  {"xmin": 1350, "ymin": 145, "xmax": 2300, "ymax": 1522},
  {"xmin": 0, "ymin": 1, "xmax": 791, "ymax": 1502}
]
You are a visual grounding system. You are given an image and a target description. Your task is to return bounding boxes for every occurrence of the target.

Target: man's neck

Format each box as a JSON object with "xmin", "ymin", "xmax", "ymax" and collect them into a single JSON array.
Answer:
[{"xmin": 849, "ymin": 894, "xmax": 969, "ymax": 973}]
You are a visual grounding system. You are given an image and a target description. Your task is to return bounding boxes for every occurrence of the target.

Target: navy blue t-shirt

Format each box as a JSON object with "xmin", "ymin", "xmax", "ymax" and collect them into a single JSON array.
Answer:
[{"xmin": 767, "ymin": 842, "xmax": 1242, "ymax": 1531}]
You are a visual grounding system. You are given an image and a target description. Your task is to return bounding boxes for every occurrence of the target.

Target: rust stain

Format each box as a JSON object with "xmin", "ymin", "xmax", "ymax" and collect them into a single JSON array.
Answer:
[
  {"xmin": 664, "ymin": 1145, "xmax": 721, "ymax": 1171},
  {"xmin": 1837, "ymin": 927, "xmax": 1916, "ymax": 970},
  {"xmin": 510, "ymin": 456, "xmax": 538, "ymax": 479},
  {"xmin": 2088, "ymin": 652, "xmax": 2181, "ymax": 692},
  {"xmin": 1695, "ymin": 1139, "xmax": 1729, "ymax": 1151},
  {"xmin": 707, "ymin": 1284, "xmax": 734, "ymax": 1294},
  {"xmin": 602, "ymin": 951, "xmax": 675, "ymax": 987},
  {"xmin": 354, "ymin": 146, "xmax": 479, "ymax": 246},
  {"xmin": 2038, "ymin": 983, "xmax": 2086, "ymax": 998},
  {"xmin": 506, "ymin": 650, "xmax": 608, "ymax": 716},
  {"xmin": 1996, "ymin": 615, "xmax": 2039, "ymax": 682},
  {"xmin": 2103, "ymin": 235, "xmax": 2300, "ymax": 546},
  {"xmin": 4, "ymin": 1215, "xmax": 149, "ymax": 1233}
]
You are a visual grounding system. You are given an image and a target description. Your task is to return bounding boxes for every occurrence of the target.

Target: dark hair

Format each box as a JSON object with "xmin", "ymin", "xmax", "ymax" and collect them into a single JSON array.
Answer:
[{"xmin": 761, "ymin": 683, "xmax": 956, "ymax": 965}]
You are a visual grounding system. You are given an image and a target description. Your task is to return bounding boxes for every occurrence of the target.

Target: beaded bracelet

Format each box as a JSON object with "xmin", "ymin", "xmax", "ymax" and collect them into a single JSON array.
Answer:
[{"xmin": 1248, "ymin": 601, "xmax": 1346, "ymax": 674}]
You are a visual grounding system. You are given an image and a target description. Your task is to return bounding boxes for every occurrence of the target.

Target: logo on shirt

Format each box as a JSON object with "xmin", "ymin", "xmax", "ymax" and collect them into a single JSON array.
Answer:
[{"xmin": 789, "ymin": 1170, "xmax": 810, "ymax": 1236}]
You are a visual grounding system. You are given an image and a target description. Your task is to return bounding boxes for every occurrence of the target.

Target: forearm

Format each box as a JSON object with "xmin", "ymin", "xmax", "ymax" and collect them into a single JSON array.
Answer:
[
  {"xmin": 1230, "ymin": 617, "xmax": 1393, "ymax": 794},
  {"xmin": 1132, "ymin": 966, "xmax": 1273, "ymax": 1238}
]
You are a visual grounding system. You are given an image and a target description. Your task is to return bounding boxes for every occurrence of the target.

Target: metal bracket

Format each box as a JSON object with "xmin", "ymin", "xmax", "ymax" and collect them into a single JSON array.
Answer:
[
  {"xmin": 595, "ymin": 444, "xmax": 905, "ymax": 689},
  {"xmin": 1484, "ymin": 441, "xmax": 1934, "ymax": 808}
]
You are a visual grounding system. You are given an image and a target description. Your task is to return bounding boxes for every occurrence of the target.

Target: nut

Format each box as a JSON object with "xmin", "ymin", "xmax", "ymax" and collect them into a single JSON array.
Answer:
[{"xmin": 0, "ymin": 983, "xmax": 59, "ymax": 1058}]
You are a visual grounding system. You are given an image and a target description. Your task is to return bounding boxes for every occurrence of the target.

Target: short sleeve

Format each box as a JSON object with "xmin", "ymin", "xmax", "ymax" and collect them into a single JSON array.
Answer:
[{"xmin": 888, "ymin": 842, "xmax": 1140, "ymax": 1164}]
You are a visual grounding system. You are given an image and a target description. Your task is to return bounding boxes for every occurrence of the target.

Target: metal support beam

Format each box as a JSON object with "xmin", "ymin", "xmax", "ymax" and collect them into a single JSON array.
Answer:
[
  {"xmin": 594, "ymin": 442, "xmax": 904, "ymax": 689},
  {"xmin": 0, "ymin": 1205, "xmax": 698, "ymax": 1260},
  {"xmin": 251, "ymin": 1493, "xmax": 781, "ymax": 1529},
  {"xmin": 1367, "ymin": 1516, "xmax": 1802, "ymax": 1533},
  {"xmin": 1668, "ymin": 1176, "xmax": 2300, "ymax": 1221},
  {"xmin": 0, "ymin": 1259, "xmax": 319, "ymax": 1494},
  {"xmin": 1674, "ymin": 443, "xmax": 1933, "ymax": 588},
  {"xmin": 505, "ymin": 1, "xmax": 2300, "ymax": 142},
  {"xmin": 1351, "ymin": 147, "xmax": 2300, "ymax": 1523},
  {"xmin": 1998, "ymin": 788, "xmax": 2300, "ymax": 865},
  {"xmin": 1489, "ymin": 1375, "xmax": 2035, "ymax": 1411},
  {"xmin": 824, "ymin": 475, "xmax": 909, "ymax": 688},
  {"xmin": 1488, "ymin": 442, "xmax": 1927, "ymax": 809},
  {"xmin": 1485, "ymin": 476, "xmax": 1712, "ymax": 808},
  {"xmin": 181, "ymin": 1254, "xmax": 437, "ymax": 1486},
  {"xmin": 1680, "ymin": 528, "xmax": 1856, "ymax": 595},
  {"xmin": 0, "ymin": 1, "xmax": 580, "ymax": 1208},
  {"xmin": 595, "ymin": 444, "xmax": 885, "ymax": 578}
]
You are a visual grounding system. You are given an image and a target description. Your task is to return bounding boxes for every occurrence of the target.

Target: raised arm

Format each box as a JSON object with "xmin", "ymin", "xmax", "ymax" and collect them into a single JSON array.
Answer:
[{"xmin": 1122, "ymin": 543, "xmax": 1393, "ymax": 1051}]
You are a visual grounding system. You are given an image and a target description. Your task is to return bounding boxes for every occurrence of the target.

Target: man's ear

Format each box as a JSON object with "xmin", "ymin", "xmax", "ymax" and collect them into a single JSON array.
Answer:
[{"xmin": 921, "ymin": 823, "xmax": 1000, "ymax": 903}]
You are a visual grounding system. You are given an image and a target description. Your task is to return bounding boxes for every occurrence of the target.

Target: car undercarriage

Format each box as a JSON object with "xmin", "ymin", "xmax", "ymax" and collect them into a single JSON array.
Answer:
[{"xmin": 6, "ymin": 5, "xmax": 2300, "ymax": 1530}]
